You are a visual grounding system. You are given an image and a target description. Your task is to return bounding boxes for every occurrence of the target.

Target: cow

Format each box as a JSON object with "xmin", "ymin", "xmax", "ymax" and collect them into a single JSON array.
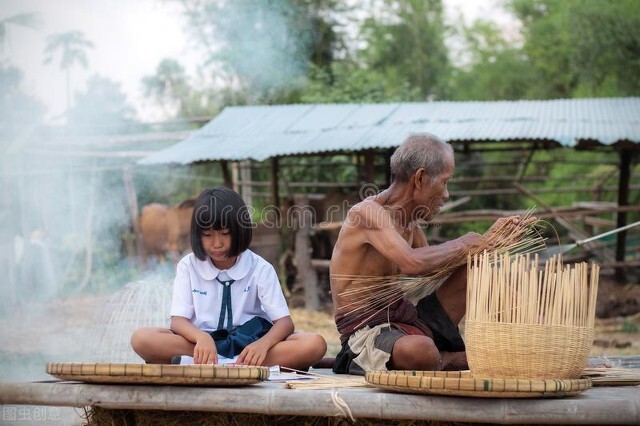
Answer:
[{"xmin": 138, "ymin": 199, "xmax": 195, "ymax": 262}]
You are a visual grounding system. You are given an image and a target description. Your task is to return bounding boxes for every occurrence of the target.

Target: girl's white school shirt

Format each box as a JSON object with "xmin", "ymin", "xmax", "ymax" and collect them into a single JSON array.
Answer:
[{"xmin": 170, "ymin": 250, "xmax": 290, "ymax": 332}]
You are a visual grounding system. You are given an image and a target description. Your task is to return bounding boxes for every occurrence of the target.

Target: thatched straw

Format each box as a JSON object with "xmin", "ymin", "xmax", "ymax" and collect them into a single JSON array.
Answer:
[
  {"xmin": 84, "ymin": 406, "xmax": 465, "ymax": 425},
  {"xmin": 334, "ymin": 210, "xmax": 546, "ymax": 330}
]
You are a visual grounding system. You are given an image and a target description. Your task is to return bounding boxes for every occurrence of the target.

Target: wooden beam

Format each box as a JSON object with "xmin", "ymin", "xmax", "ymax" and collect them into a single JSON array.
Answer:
[{"xmin": 512, "ymin": 182, "xmax": 615, "ymax": 263}]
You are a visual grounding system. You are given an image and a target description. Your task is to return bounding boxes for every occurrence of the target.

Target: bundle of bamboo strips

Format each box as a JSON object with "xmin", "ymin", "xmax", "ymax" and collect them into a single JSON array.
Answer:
[
  {"xmin": 284, "ymin": 376, "xmax": 369, "ymax": 390},
  {"xmin": 279, "ymin": 367, "xmax": 371, "ymax": 390},
  {"xmin": 334, "ymin": 210, "xmax": 546, "ymax": 331},
  {"xmin": 581, "ymin": 367, "xmax": 640, "ymax": 386},
  {"xmin": 465, "ymin": 251, "xmax": 599, "ymax": 379}
]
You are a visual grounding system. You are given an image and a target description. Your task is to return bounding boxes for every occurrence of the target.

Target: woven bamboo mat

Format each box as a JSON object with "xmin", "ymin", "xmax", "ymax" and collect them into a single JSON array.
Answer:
[
  {"xmin": 365, "ymin": 370, "xmax": 592, "ymax": 398},
  {"xmin": 47, "ymin": 362, "xmax": 269, "ymax": 386}
]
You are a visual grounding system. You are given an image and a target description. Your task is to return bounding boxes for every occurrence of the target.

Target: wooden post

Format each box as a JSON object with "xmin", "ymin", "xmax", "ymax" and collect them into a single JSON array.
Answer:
[
  {"xmin": 615, "ymin": 150, "xmax": 632, "ymax": 281},
  {"xmin": 270, "ymin": 157, "xmax": 280, "ymax": 209},
  {"xmin": 240, "ymin": 160, "xmax": 252, "ymax": 207},
  {"xmin": 123, "ymin": 166, "xmax": 144, "ymax": 266},
  {"xmin": 232, "ymin": 161, "xmax": 239, "ymax": 193},
  {"xmin": 363, "ymin": 149, "xmax": 375, "ymax": 184},
  {"xmin": 384, "ymin": 148, "xmax": 394, "ymax": 187},
  {"xmin": 220, "ymin": 160, "xmax": 233, "ymax": 188},
  {"xmin": 293, "ymin": 194, "xmax": 319, "ymax": 310}
]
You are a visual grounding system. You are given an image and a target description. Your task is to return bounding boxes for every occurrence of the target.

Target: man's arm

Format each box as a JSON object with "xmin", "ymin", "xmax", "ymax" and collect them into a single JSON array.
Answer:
[{"xmin": 356, "ymin": 202, "xmax": 482, "ymax": 275}]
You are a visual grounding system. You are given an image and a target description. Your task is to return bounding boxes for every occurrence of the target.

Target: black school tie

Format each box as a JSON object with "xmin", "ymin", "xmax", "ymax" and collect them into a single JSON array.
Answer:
[{"xmin": 216, "ymin": 277, "xmax": 235, "ymax": 331}]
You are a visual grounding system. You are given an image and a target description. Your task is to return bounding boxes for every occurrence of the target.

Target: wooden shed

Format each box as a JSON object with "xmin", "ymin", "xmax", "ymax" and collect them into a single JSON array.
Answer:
[{"xmin": 139, "ymin": 98, "xmax": 640, "ymax": 305}]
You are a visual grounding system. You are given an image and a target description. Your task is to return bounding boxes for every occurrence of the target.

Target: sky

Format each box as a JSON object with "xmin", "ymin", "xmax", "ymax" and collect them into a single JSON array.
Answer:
[
  {"xmin": 1, "ymin": 0, "xmax": 514, "ymax": 123},
  {"xmin": 2, "ymin": 0, "xmax": 198, "ymax": 122}
]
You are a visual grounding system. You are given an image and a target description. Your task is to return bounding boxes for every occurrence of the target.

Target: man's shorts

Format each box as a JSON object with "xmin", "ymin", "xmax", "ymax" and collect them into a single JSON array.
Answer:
[{"xmin": 332, "ymin": 292, "xmax": 465, "ymax": 375}]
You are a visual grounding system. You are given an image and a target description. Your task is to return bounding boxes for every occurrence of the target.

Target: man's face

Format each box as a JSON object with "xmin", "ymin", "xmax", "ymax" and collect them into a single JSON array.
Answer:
[{"xmin": 416, "ymin": 153, "xmax": 454, "ymax": 221}]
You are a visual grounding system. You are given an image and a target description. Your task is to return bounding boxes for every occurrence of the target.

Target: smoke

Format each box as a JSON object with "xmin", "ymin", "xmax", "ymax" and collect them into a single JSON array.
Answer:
[
  {"xmin": 183, "ymin": 0, "xmax": 317, "ymax": 102},
  {"xmin": 0, "ymin": 95, "xmax": 203, "ymax": 381}
]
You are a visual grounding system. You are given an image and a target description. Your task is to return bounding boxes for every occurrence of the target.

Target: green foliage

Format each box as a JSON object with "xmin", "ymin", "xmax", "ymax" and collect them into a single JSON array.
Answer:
[
  {"xmin": 141, "ymin": 58, "xmax": 227, "ymax": 118},
  {"xmin": 620, "ymin": 320, "xmax": 639, "ymax": 333},
  {"xmin": 358, "ymin": 0, "xmax": 451, "ymax": 100},
  {"xmin": 300, "ymin": 62, "xmax": 421, "ymax": 103},
  {"xmin": 509, "ymin": 0, "xmax": 640, "ymax": 98},
  {"xmin": 448, "ymin": 20, "xmax": 536, "ymax": 100},
  {"xmin": 177, "ymin": 0, "xmax": 346, "ymax": 105}
]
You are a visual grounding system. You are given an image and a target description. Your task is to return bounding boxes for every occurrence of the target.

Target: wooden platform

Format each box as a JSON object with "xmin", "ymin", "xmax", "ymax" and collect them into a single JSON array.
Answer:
[{"xmin": 1, "ymin": 373, "xmax": 639, "ymax": 424}]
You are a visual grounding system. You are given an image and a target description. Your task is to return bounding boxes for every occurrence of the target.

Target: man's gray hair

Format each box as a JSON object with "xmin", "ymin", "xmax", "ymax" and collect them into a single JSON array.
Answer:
[{"xmin": 390, "ymin": 133, "xmax": 453, "ymax": 182}]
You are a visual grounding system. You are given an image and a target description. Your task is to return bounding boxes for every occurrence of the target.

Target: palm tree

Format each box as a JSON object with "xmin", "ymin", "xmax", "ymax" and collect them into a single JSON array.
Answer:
[
  {"xmin": 43, "ymin": 31, "xmax": 94, "ymax": 111},
  {"xmin": 0, "ymin": 12, "xmax": 41, "ymax": 54}
]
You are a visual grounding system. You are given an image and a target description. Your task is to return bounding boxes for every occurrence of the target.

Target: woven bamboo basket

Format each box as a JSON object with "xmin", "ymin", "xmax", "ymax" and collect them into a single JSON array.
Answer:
[
  {"xmin": 465, "ymin": 322, "xmax": 593, "ymax": 379},
  {"xmin": 465, "ymin": 252, "xmax": 599, "ymax": 380}
]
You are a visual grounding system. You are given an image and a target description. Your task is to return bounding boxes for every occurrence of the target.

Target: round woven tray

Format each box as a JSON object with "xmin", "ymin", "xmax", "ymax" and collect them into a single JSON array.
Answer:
[
  {"xmin": 365, "ymin": 370, "xmax": 592, "ymax": 398},
  {"xmin": 47, "ymin": 362, "xmax": 269, "ymax": 386}
]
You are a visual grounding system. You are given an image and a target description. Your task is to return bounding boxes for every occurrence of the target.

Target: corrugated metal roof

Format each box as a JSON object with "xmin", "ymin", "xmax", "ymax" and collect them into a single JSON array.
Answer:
[{"xmin": 139, "ymin": 98, "xmax": 640, "ymax": 165}]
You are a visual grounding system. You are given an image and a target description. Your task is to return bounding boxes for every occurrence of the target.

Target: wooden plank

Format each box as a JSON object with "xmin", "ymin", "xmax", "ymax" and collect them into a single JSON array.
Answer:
[{"xmin": 1, "ymin": 381, "xmax": 639, "ymax": 424}]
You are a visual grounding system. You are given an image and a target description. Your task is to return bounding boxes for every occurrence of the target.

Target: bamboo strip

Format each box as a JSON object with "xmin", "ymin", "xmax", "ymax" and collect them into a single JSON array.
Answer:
[{"xmin": 465, "ymin": 252, "xmax": 599, "ymax": 379}]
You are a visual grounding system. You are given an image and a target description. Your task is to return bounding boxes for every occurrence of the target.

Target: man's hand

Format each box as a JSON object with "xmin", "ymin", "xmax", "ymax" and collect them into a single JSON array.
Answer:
[
  {"xmin": 455, "ymin": 231, "xmax": 483, "ymax": 251},
  {"xmin": 193, "ymin": 332, "xmax": 218, "ymax": 365}
]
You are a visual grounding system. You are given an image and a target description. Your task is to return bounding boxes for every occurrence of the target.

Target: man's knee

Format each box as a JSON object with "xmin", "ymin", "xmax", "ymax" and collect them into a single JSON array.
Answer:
[{"xmin": 391, "ymin": 335, "xmax": 440, "ymax": 370}]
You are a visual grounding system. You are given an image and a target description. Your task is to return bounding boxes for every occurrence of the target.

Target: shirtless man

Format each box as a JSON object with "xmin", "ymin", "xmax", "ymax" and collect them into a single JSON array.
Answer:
[{"xmin": 330, "ymin": 133, "xmax": 523, "ymax": 375}]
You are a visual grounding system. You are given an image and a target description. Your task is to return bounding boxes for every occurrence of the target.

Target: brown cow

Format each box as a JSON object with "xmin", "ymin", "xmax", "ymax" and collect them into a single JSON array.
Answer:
[{"xmin": 139, "ymin": 199, "xmax": 195, "ymax": 260}]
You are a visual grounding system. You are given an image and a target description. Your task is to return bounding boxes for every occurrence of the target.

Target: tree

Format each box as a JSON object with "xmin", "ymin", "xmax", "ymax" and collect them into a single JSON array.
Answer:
[
  {"xmin": 142, "ymin": 58, "xmax": 223, "ymax": 118},
  {"xmin": 178, "ymin": 0, "xmax": 346, "ymax": 104},
  {"xmin": 0, "ymin": 64, "xmax": 43, "ymax": 144},
  {"xmin": 142, "ymin": 58, "xmax": 191, "ymax": 117},
  {"xmin": 447, "ymin": 19, "xmax": 535, "ymax": 100},
  {"xmin": 509, "ymin": 0, "xmax": 640, "ymax": 97},
  {"xmin": 357, "ymin": 0, "xmax": 451, "ymax": 100},
  {"xmin": 300, "ymin": 61, "xmax": 421, "ymax": 103},
  {"xmin": 66, "ymin": 75, "xmax": 135, "ymax": 133},
  {"xmin": 43, "ymin": 31, "xmax": 94, "ymax": 111}
]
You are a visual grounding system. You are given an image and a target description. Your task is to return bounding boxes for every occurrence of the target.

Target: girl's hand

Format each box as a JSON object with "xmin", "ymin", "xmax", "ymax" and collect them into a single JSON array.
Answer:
[
  {"xmin": 193, "ymin": 333, "xmax": 218, "ymax": 365},
  {"xmin": 237, "ymin": 339, "xmax": 271, "ymax": 366}
]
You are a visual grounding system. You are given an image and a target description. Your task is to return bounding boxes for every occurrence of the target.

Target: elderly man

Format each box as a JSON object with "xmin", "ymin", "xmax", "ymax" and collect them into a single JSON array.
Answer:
[{"xmin": 330, "ymin": 133, "xmax": 521, "ymax": 375}]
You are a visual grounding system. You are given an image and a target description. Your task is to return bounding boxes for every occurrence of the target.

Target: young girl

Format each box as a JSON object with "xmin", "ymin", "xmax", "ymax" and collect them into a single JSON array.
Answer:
[{"xmin": 131, "ymin": 187, "xmax": 327, "ymax": 370}]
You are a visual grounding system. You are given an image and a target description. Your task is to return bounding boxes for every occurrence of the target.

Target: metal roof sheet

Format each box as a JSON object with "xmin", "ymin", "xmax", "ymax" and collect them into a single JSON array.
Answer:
[{"xmin": 139, "ymin": 98, "xmax": 640, "ymax": 165}]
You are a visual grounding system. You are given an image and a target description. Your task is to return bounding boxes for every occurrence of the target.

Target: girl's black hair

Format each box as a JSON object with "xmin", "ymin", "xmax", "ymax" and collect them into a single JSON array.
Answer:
[{"xmin": 190, "ymin": 187, "xmax": 253, "ymax": 261}]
